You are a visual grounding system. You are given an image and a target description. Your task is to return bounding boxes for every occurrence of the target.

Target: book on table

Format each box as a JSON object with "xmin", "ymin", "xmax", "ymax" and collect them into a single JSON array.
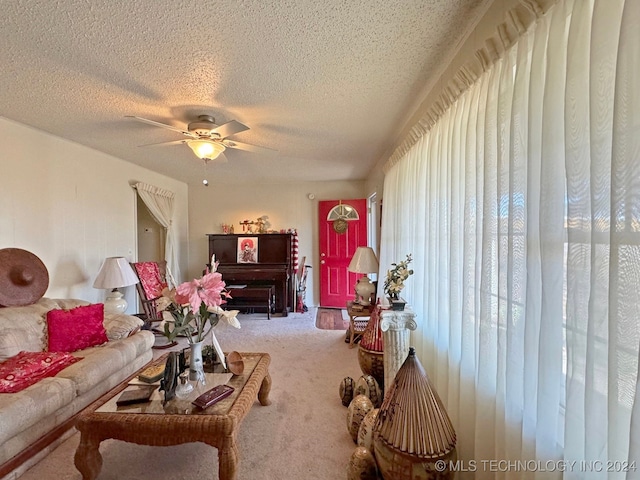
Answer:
[{"xmin": 116, "ymin": 385, "xmax": 157, "ymax": 406}]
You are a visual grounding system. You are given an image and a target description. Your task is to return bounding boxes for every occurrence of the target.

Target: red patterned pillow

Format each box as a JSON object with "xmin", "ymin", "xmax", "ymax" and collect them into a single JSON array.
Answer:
[
  {"xmin": 47, "ymin": 303, "xmax": 108, "ymax": 352},
  {"xmin": 0, "ymin": 351, "xmax": 81, "ymax": 393}
]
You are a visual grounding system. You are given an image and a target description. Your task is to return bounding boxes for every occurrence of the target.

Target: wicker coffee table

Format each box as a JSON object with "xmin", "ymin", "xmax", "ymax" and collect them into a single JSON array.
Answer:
[{"xmin": 74, "ymin": 352, "xmax": 271, "ymax": 480}]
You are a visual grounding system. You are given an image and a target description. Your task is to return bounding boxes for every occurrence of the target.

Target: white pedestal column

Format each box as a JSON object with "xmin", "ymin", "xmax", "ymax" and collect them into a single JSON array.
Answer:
[{"xmin": 380, "ymin": 308, "xmax": 417, "ymax": 394}]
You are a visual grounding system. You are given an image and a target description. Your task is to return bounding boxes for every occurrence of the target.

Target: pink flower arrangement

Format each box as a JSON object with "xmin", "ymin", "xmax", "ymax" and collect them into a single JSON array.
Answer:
[
  {"xmin": 158, "ymin": 263, "xmax": 240, "ymax": 343},
  {"xmin": 176, "ymin": 270, "xmax": 227, "ymax": 314}
]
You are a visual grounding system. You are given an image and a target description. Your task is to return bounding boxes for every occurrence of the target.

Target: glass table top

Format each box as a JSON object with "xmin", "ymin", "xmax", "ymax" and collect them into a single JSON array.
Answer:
[{"xmin": 96, "ymin": 352, "xmax": 264, "ymax": 416}]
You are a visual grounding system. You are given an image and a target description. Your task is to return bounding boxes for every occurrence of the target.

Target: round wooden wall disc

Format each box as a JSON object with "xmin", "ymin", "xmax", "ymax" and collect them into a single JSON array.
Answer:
[{"xmin": 0, "ymin": 248, "xmax": 49, "ymax": 306}]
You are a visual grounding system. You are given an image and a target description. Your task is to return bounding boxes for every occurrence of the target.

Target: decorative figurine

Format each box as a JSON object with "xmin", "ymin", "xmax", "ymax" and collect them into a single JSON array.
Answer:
[
  {"xmin": 239, "ymin": 219, "xmax": 255, "ymax": 232},
  {"xmin": 255, "ymin": 215, "xmax": 270, "ymax": 233}
]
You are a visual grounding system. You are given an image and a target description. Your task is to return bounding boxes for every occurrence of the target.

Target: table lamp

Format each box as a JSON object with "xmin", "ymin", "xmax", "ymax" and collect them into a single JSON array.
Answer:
[
  {"xmin": 348, "ymin": 247, "xmax": 379, "ymax": 306},
  {"xmin": 93, "ymin": 257, "xmax": 140, "ymax": 314}
]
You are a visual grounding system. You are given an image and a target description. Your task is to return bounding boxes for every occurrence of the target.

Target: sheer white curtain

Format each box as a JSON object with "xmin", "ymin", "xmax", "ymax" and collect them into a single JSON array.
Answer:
[
  {"xmin": 134, "ymin": 182, "xmax": 181, "ymax": 284},
  {"xmin": 379, "ymin": 0, "xmax": 639, "ymax": 478}
]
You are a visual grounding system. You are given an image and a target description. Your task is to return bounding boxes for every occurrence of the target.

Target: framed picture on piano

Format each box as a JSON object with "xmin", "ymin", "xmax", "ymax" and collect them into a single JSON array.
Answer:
[{"xmin": 237, "ymin": 237, "xmax": 258, "ymax": 263}]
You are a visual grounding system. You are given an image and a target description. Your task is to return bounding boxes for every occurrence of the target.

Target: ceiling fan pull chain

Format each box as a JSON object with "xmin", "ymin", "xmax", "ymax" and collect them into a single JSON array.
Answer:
[{"xmin": 202, "ymin": 159, "xmax": 209, "ymax": 187}]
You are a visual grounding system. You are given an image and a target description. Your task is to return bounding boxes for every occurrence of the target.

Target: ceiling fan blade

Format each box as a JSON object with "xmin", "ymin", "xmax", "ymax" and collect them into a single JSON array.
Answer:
[
  {"xmin": 138, "ymin": 139, "xmax": 187, "ymax": 147},
  {"xmin": 223, "ymin": 139, "xmax": 274, "ymax": 154},
  {"xmin": 212, "ymin": 120, "xmax": 249, "ymax": 138},
  {"xmin": 126, "ymin": 116, "xmax": 191, "ymax": 136}
]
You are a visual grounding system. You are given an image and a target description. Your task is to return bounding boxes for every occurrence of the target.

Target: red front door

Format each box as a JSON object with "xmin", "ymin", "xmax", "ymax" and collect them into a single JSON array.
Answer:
[{"xmin": 318, "ymin": 199, "xmax": 367, "ymax": 308}]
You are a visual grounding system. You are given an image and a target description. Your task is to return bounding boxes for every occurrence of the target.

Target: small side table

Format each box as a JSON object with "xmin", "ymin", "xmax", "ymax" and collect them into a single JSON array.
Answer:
[{"xmin": 346, "ymin": 301, "xmax": 373, "ymax": 348}]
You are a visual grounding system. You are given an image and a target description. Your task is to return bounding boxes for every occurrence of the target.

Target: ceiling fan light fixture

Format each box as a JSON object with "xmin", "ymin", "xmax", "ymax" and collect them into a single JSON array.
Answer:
[{"xmin": 187, "ymin": 139, "xmax": 225, "ymax": 160}]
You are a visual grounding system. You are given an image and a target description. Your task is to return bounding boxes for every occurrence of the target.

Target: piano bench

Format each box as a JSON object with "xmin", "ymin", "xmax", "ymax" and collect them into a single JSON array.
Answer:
[{"xmin": 226, "ymin": 286, "xmax": 276, "ymax": 319}]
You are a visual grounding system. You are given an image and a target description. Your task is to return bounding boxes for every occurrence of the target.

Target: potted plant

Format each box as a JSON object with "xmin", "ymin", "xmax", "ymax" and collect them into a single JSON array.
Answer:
[{"xmin": 383, "ymin": 254, "xmax": 414, "ymax": 310}]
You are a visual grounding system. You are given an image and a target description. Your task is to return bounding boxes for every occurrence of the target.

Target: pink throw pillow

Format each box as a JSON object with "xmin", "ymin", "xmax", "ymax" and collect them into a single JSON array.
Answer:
[
  {"xmin": 0, "ymin": 351, "xmax": 81, "ymax": 393},
  {"xmin": 47, "ymin": 303, "xmax": 108, "ymax": 352}
]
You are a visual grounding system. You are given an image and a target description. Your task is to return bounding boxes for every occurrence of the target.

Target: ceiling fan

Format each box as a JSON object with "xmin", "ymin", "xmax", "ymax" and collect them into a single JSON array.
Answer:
[{"xmin": 126, "ymin": 114, "xmax": 270, "ymax": 161}]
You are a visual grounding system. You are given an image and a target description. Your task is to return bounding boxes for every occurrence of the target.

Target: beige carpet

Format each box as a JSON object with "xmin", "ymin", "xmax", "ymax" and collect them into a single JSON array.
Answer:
[
  {"xmin": 315, "ymin": 307, "xmax": 349, "ymax": 330},
  {"xmin": 17, "ymin": 308, "xmax": 361, "ymax": 480}
]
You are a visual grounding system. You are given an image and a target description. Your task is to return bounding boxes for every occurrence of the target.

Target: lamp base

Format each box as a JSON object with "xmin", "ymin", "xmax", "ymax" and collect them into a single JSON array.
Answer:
[
  {"xmin": 354, "ymin": 277, "xmax": 375, "ymax": 306},
  {"xmin": 104, "ymin": 290, "xmax": 127, "ymax": 314}
]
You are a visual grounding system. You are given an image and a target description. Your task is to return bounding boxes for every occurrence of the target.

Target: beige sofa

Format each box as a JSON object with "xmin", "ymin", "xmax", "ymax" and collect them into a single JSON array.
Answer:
[{"xmin": 0, "ymin": 298, "xmax": 155, "ymax": 477}]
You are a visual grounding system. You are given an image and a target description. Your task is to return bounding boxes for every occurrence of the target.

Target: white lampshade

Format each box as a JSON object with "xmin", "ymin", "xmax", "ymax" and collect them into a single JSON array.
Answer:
[
  {"xmin": 348, "ymin": 247, "xmax": 379, "ymax": 274},
  {"xmin": 93, "ymin": 257, "xmax": 139, "ymax": 314},
  {"xmin": 187, "ymin": 139, "xmax": 226, "ymax": 160},
  {"xmin": 348, "ymin": 247, "xmax": 379, "ymax": 306},
  {"xmin": 93, "ymin": 257, "xmax": 139, "ymax": 289}
]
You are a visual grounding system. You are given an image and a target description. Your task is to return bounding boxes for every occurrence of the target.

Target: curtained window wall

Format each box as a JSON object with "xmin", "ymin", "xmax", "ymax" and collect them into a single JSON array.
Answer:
[{"xmin": 378, "ymin": 0, "xmax": 640, "ymax": 478}]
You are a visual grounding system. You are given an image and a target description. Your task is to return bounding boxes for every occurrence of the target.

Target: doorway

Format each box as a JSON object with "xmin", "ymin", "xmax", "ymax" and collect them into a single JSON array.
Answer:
[
  {"xmin": 318, "ymin": 199, "xmax": 367, "ymax": 308},
  {"xmin": 368, "ymin": 192, "xmax": 379, "ymax": 256},
  {"xmin": 136, "ymin": 196, "xmax": 164, "ymax": 263}
]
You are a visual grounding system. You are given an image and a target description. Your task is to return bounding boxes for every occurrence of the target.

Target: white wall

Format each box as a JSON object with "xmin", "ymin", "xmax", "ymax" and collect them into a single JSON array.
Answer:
[
  {"xmin": 188, "ymin": 180, "xmax": 367, "ymax": 306},
  {"xmin": 0, "ymin": 117, "xmax": 189, "ymax": 312}
]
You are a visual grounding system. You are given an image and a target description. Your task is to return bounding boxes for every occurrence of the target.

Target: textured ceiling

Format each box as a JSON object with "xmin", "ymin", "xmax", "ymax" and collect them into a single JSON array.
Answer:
[{"xmin": 0, "ymin": 0, "xmax": 487, "ymax": 185}]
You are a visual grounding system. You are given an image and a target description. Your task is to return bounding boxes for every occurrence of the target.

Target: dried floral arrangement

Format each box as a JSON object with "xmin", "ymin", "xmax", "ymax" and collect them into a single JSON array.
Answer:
[{"xmin": 383, "ymin": 254, "xmax": 414, "ymax": 300}]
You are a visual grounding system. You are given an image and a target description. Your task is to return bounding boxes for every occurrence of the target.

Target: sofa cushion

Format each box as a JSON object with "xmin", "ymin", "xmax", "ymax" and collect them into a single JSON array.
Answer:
[
  {"xmin": 47, "ymin": 303, "xmax": 108, "ymax": 352},
  {"xmin": 51, "ymin": 298, "xmax": 91, "ymax": 310},
  {"xmin": 58, "ymin": 331, "xmax": 154, "ymax": 395},
  {"xmin": 0, "ymin": 328, "xmax": 42, "ymax": 361},
  {"xmin": 0, "ymin": 298, "xmax": 61, "ymax": 356},
  {"xmin": 0, "ymin": 351, "xmax": 81, "ymax": 393},
  {"xmin": 0, "ymin": 376, "xmax": 77, "ymax": 446},
  {"xmin": 103, "ymin": 313, "xmax": 144, "ymax": 341}
]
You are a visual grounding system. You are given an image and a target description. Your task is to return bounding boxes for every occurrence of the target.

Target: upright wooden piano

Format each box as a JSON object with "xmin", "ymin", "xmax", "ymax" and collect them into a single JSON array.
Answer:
[{"xmin": 207, "ymin": 233, "xmax": 295, "ymax": 316}]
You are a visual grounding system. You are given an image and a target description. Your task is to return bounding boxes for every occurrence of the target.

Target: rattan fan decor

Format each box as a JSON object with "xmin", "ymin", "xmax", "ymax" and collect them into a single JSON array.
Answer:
[{"xmin": 373, "ymin": 347, "xmax": 457, "ymax": 479}]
